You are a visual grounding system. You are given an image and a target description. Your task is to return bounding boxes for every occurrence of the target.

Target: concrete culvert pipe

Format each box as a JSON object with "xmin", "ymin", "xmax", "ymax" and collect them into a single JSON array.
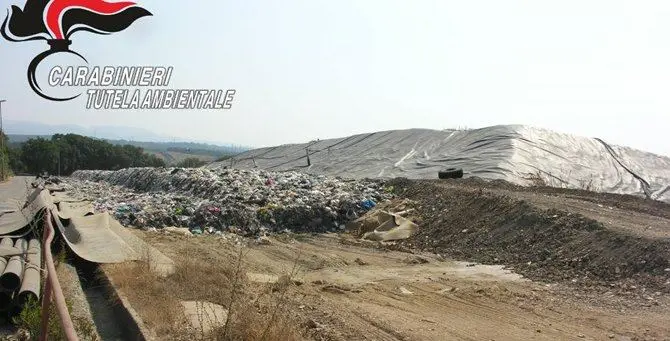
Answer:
[
  {"xmin": 0, "ymin": 238, "xmax": 13, "ymax": 310},
  {"xmin": 17, "ymin": 239, "xmax": 41, "ymax": 307},
  {"xmin": 0, "ymin": 291, "xmax": 13, "ymax": 311},
  {"xmin": 1, "ymin": 239, "xmax": 28, "ymax": 292},
  {"xmin": 0, "ymin": 238, "xmax": 11, "ymax": 273}
]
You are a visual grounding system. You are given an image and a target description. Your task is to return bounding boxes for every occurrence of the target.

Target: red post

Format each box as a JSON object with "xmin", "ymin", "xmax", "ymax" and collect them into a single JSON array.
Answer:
[
  {"xmin": 39, "ymin": 216, "xmax": 52, "ymax": 341},
  {"xmin": 38, "ymin": 210, "xmax": 79, "ymax": 341}
]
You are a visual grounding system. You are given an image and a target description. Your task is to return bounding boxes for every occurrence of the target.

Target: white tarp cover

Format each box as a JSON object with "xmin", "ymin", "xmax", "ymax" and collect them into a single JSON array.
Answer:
[
  {"xmin": 0, "ymin": 179, "xmax": 52, "ymax": 236},
  {"xmin": 207, "ymin": 125, "xmax": 670, "ymax": 203}
]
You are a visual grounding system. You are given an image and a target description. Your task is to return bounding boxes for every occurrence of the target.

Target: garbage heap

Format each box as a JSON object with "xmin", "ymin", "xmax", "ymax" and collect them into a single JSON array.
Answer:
[{"xmin": 67, "ymin": 168, "xmax": 391, "ymax": 236}]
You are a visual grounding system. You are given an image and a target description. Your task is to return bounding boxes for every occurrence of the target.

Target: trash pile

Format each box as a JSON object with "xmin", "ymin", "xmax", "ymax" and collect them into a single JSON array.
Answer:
[{"xmin": 66, "ymin": 168, "xmax": 391, "ymax": 236}]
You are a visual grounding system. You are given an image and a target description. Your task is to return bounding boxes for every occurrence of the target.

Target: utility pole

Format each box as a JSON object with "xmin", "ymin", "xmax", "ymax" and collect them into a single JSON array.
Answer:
[
  {"xmin": 0, "ymin": 100, "xmax": 5, "ymax": 144},
  {"xmin": 0, "ymin": 100, "xmax": 6, "ymax": 180}
]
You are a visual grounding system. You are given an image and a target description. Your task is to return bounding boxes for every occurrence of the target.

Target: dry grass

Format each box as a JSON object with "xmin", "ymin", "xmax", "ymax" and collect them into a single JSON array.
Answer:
[
  {"xmin": 103, "ymin": 245, "xmax": 305, "ymax": 341},
  {"xmin": 103, "ymin": 258, "xmax": 185, "ymax": 337},
  {"xmin": 577, "ymin": 176, "xmax": 601, "ymax": 192},
  {"xmin": 523, "ymin": 170, "xmax": 602, "ymax": 192},
  {"xmin": 523, "ymin": 171, "xmax": 547, "ymax": 187}
]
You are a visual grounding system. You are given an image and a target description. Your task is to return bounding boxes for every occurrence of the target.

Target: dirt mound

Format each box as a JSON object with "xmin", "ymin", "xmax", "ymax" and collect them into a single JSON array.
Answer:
[{"xmin": 388, "ymin": 178, "xmax": 670, "ymax": 293}]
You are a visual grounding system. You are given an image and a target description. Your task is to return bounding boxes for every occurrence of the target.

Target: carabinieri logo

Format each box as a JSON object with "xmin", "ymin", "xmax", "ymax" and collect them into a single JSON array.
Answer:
[{"xmin": 1, "ymin": 0, "xmax": 151, "ymax": 101}]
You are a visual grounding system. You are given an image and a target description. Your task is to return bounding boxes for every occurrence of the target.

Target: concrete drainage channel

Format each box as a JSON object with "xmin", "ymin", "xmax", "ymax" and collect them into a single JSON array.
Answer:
[{"xmin": 67, "ymin": 256, "xmax": 150, "ymax": 341}]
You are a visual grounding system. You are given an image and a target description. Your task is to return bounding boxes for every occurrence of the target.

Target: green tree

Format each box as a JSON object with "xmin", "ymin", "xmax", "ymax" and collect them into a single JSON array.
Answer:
[
  {"xmin": 0, "ymin": 131, "xmax": 11, "ymax": 180},
  {"xmin": 20, "ymin": 137, "xmax": 58, "ymax": 175},
  {"xmin": 16, "ymin": 134, "xmax": 167, "ymax": 175},
  {"xmin": 7, "ymin": 147, "xmax": 26, "ymax": 174}
]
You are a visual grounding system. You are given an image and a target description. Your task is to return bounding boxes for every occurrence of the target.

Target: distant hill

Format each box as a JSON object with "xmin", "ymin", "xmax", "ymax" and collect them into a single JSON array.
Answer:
[
  {"xmin": 7, "ymin": 134, "xmax": 249, "ymax": 165},
  {"xmin": 4, "ymin": 120, "xmax": 169, "ymax": 141},
  {"xmin": 102, "ymin": 139, "xmax": 247, "ymax": 156},
  {"xmin": 4, "ymin": 120, "xmax": 250, "ymax": 149}
]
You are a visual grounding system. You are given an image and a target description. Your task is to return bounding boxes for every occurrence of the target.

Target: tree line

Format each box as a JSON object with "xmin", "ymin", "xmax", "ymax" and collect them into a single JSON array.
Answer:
[
  {"xmin": 7, "ymin": 133, "xmax": 166, "ymax": 176},
  {"xmin": 0, "ymin": 132, "xmax": 10, "ymax": 180}
]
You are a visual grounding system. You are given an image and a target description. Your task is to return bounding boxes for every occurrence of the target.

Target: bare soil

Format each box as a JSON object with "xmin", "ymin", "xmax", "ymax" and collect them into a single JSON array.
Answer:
[
  {"xmin": 103, "ymin": 177, "xmax": 670, "ymax": 341},
  {"xmin": 122, "ymin": 231, "xmax": 669, "ymax": 341}
]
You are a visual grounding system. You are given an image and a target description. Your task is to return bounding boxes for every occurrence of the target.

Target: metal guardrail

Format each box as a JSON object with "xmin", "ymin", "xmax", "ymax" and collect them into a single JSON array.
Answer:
[{"xmin": 39, "ymin": 210, "xmax": 78, "ymax": 341}]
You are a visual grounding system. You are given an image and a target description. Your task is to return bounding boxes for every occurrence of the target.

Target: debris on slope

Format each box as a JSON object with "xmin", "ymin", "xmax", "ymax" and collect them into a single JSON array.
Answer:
[
  {"xmin": 346, "ymin": 199, "xmax": 420, "ymax": 242},
  {"xmin": 388, "ymin": 178, "xmax": 670, "ymax": 294},
  {"xmin": 65, "ymin": 168, "xmax": 391, "ymax": 236}
]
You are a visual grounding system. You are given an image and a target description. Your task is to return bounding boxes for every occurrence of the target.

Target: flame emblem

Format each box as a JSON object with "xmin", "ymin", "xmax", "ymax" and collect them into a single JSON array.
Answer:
[{"xmin": 2, "ymin": 0, "xmax": 151, "ymax": 101}]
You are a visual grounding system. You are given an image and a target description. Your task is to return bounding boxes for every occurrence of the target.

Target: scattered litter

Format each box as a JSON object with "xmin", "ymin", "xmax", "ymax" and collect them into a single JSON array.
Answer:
[{"xmin": 256, "ymin": 235, "xmax": 272, "ymax": 245}]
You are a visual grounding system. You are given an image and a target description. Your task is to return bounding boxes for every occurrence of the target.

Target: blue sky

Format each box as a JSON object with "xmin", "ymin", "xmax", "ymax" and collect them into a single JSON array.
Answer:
[{"xmin": 1, "ymin": 0, "xmax": 670, "ymax": 156}]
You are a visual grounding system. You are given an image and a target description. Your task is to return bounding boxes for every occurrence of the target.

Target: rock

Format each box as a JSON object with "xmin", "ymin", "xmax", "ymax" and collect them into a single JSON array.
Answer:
[
  {"xmin": 180, "ymin": 301, "xmax": 228, "ymax": 334},
  {"xmin": 257, "ymin": 235, "xmax": 272, "ymax": 245},
  {"xmin": 304, "ymin": 318, "xmax": 323, "ymax": 330},
  {"xmin": 403, "ymin": 255, "xmax": 429, "ymax": 265},
  {"xmin": 437, "ymin": 287, "xmax": 457, "ymax": 294},
  {"xmin": 164, "ymin": 226, "xmax": 193, "ymax": 237},
  {"xmin": 321, "ymin": 285, "xmax": 352, "ymax": 294},
  {"xmin": 354, "ymin": 258, "xmax": 368, "ymax": 266},
  {"xmin": 399, "ymin": 286, "xmax": 413, "ymax": 295}
]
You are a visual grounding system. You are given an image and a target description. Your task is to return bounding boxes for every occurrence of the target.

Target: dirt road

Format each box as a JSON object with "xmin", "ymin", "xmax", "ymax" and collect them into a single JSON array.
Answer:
[{"xmin": 131, "ymin": 231, "xmax": 669, "ymax": 341}]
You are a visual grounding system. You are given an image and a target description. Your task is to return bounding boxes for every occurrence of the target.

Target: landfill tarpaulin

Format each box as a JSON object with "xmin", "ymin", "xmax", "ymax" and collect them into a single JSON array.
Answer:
[
  {"xmin": 2, "ymin": 177, "xmax": 150, "ymax": 265},
  {"xmin": 57, "ymin": 201, "xmax": 95, "ymax": 220},
  {"xmin": 0, "ymin": 186, "xmax": 53, "ymax": 236},
  {"xmin": 206, "ymin": 125, "xmax": 670, "ymax": 203},
  {"xmin": 346, "ymin": 210, "xmax": 418, "ymax": 242},
  {"xmin": 52, "ymin": 209, "xmax": 140, "ymax": 264}
]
